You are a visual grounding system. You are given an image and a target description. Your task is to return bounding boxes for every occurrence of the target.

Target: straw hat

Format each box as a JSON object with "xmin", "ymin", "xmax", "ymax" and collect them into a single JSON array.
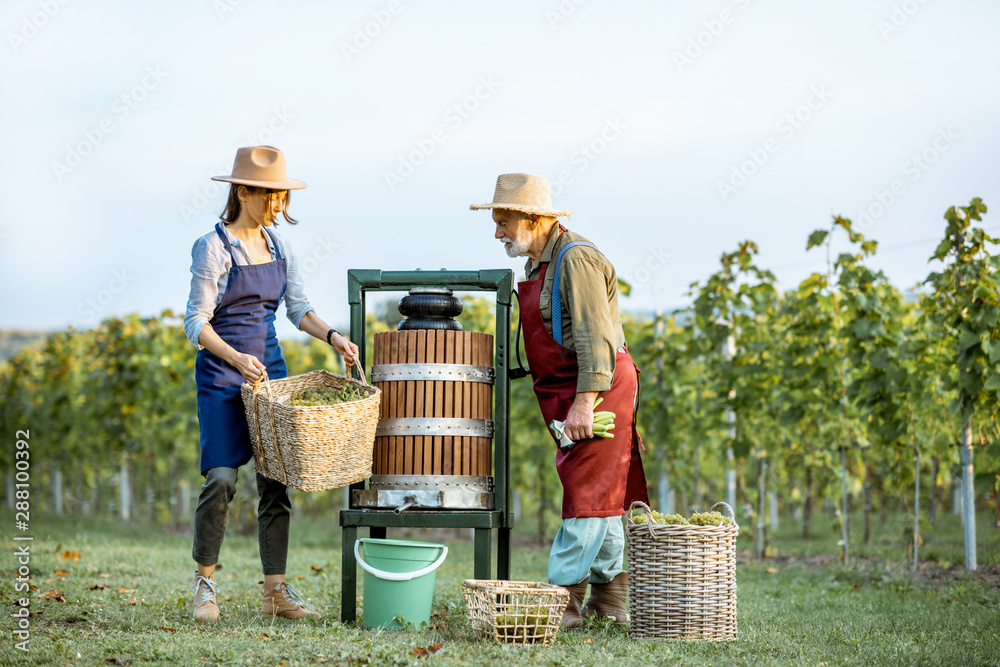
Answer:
[
  {"xmin": 470, "ymin": 173, "xmax": 571, "ymax": 218},
  {"xmin": 211, "ymin": 145, "xmax": 307, "ymax": 190}
]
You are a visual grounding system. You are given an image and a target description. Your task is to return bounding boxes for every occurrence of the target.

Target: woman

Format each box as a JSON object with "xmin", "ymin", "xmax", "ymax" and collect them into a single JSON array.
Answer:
[{"xmin": 183, "ymin": 145, "xmax": 357, "ymax": 622}]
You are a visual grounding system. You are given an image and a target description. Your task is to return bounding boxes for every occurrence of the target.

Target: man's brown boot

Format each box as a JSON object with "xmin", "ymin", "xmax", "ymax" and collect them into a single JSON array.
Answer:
[
  {"xmin": 262, "ymin": 581, "xmax": 321, "ymax": 620},
  {"xmin": 560, "ymin": 579, "xmax": 589, "ymax": 630},
  {"xmin": 192, "ymin": 574, "xmax": 220, "ymax": 622},
  {"xmin": 581, "ymin": 571, "xmax": 629, "ymax": 625}
]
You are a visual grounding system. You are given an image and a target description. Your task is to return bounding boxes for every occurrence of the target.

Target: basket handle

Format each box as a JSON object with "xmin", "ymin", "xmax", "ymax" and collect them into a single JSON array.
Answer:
[
  {"xmin": 350, "ymin": 362, "xmax": 370, "ymax": 387},
  {"xmin": 251, "ymin": 370, "xmax": 289, "ymax": 485},
  {"xmin": 628, "ymin": 500, "xmax": 735, "ymax": 536},
  {"xmin": 249, "ymin": 376, "xmax": 269, "ymax": 479},
  {"xmin": 710, "ymin": 501, "xmax": 735, "ymax": 521},
  {"xmin": 628, "ymin": 500, "xmax": 652, "ymax": 521},
  {"xmin": 628, "ymin": 500, "xmax": 660, "ymax": 539}
]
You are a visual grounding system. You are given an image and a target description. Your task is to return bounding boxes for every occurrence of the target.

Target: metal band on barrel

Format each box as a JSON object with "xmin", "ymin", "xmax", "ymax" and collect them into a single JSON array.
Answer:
[
  {"xmin": 375, "ymin": 418, "xmax": 495, "ymax": 438},
  {"xmin": 371, "ymin": 363, "xmax": 495, "ymax": 384}
]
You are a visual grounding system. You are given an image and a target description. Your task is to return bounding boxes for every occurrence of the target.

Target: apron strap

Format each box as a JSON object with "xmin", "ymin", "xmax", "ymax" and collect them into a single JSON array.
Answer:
[
  {"xmin": 215, "ymin": 222, "xmax": 237, "ymax": 262},
  {"xmin": 262, "ymin": 226, "xmax": 283, "ymax": 261},
  {"xmin": 215, "ymin": 222, "xmax": 284, "ymax": 262},
  {"xmin": 551, "ymin": 241, "xmax": 599, "ymax": 346},
  {"xmin": 509, "ymin": 289, "xmax": 530, "ymax": 380}
]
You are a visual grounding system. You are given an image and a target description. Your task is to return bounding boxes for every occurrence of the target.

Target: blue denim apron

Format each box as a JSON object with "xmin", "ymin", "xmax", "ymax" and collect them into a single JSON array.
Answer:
[{"xmin": 195, "ymin": 222, "xmax": 288, "ymax": 475}]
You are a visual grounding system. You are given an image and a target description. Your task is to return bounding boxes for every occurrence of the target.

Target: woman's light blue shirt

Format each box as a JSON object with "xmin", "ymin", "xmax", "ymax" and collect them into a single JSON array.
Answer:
[{"xmin": 183, "ymin": 224, "xmax": 314, "ymax": 348}]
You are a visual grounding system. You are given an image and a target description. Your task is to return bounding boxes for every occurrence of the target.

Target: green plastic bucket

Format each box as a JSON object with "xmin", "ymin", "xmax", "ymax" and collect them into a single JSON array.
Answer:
[{"xmin": 355, "ymin": 538, "xmax": 448, "ymax": 629}]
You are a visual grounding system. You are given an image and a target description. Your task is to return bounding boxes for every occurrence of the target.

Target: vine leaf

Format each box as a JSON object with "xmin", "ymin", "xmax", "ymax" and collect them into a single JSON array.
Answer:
[{"xmin": 807, "ymin": 230, "xmax": 828, "ymax": 249}]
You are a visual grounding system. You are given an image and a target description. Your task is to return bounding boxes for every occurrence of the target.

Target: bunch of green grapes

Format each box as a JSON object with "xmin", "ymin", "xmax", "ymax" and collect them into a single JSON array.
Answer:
[
  {"xmin": 632, "ymin": 509, "xmax": 689, "ymax": 525},
  {"xmin": 688, "ymin": 511, "xmax": 735, "ymax": 526},
  {"xmin": 496, "ymin": 604, "xmax": 548, "ymax": 642},
  {"xmin": 287, "ymin": 384, "xmax": 364, "ymax": 406}
]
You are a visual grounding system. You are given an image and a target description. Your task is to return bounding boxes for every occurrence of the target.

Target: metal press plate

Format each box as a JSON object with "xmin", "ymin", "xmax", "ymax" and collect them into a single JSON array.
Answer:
[
  {"xmin": 369, "ymin": 474, "xmax": 493, "ymax": 493},
  {"xmin": 353, "ymin": 488, "xmax": 494, "ymax": 510},
  {"xmin": 375, "ymin": 418, "xmax": 494, "ymax": 438},
  {"xmin": 371, "ymin": 363, "xmax": 495, "ymax": 385}
]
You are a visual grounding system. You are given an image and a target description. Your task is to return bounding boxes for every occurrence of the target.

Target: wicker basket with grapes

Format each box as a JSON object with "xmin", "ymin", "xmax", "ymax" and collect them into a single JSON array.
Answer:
[
  {"xmin": 240, "ymin": 369, "xmax": 380, "ymax": 492},
  {"xmin": 626, "ymin": 500, "xmax": 739, "ymax": 641},
  {"xmin": 463, "ymin": 580, "xmax": 568, "ymax": 647}
]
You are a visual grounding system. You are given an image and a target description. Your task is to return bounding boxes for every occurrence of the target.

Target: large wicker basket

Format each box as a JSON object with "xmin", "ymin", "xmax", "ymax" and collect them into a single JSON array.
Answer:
[
  {"xmin": 240, "ymin": 368, "xmax": 380, "ymax": 492},
  {"xmin": 462, "ymin": 580, "xmax": 568, "ymax": 647},
  {"xmin": 627, "ymin": 500, "xmax": 739, "ymax": 641}
]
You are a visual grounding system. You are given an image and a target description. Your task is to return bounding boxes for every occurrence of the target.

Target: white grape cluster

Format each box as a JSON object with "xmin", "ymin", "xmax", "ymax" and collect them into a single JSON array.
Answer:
[
  {"xmin": 632, "ymin": 510, "xmax": 689, "ymax": 525},
  {"xmin": 689, "ymin": 511, "xmax": 735, "ymax": 526},
  {"xmin": 632, "ymin": 508, "xmax": 735, "ymax": 526},
  {"xmin": 287, "ymin": 385, "xmax": 363, "ymax": 406},
  {"xmin": 496, "ymin": 604, "xmax": 549, "ymax": 643}
]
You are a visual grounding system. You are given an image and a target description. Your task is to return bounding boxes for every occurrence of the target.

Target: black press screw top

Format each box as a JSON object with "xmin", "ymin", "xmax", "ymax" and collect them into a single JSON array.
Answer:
[{"xmin": 397, "ymin": 288, "xmax": 464, "ymax": 331}]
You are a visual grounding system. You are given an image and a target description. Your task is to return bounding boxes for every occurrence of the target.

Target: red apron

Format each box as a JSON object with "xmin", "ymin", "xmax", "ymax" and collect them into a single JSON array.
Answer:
[{"xmin": 518, "ymin": 250, "xmax": 649, "ymax": 518}]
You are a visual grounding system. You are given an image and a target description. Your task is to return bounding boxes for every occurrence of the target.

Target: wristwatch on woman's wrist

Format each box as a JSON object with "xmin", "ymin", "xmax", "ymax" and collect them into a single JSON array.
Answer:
[{"xmin": 326, "ymin": 328, "xmax": 338, "ymax": 346}]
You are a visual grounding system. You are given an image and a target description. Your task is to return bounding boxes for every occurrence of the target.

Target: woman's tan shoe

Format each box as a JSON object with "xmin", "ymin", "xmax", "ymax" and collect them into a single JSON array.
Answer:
[
  {"xmin": 262, "ymin": 581, "xmax": 321, "ymax": 620},
  {"xmin": 192, "ymin": 574, "xmax": 220, "ymax": 622}
]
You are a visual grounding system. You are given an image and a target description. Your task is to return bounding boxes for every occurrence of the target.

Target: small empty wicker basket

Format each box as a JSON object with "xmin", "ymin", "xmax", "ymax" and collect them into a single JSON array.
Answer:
[
  {"xmin": 462, "ymin": 580, "xmax": 568, "ymax": 647},
  {"xmin": 627, "ymin": 500, "xmax": 739, "ymax": 641},
  {"xmin": 240, "ymin": 369, "xmax": 380, "ymax": 492}
]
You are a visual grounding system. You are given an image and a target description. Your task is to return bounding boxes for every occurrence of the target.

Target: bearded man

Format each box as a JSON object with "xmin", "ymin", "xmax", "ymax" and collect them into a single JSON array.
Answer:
[{"xmin": 471, "ymin": 173, "xmax": 648, "ymax": 628}]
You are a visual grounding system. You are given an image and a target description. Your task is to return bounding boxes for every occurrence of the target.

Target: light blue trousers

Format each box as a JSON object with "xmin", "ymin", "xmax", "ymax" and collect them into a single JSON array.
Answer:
[{"xmin": 547, "ymin": 516, "xmax": 625, "ymax": 586}]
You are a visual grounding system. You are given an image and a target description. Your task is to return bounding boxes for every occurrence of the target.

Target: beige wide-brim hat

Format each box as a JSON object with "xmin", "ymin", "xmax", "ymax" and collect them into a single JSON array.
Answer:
[
  {"xmin": 470, "ymin": 173, "xmax": 571, "ymax": 218},
  {"xmin": 211, "ymin": 145, "xmax": 307, "ymax": 190}
]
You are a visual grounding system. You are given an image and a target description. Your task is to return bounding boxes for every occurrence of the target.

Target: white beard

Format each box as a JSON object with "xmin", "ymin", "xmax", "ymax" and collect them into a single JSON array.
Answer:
[{"xmin": 500, "ymin": 230, "xmax": 531, "ymax": 258}]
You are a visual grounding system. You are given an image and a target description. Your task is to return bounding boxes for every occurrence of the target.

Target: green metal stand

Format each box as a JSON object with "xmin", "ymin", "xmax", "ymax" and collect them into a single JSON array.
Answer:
[{"xmin": 339, "ymin": 269, "xmax": 514, "ymax": 624}]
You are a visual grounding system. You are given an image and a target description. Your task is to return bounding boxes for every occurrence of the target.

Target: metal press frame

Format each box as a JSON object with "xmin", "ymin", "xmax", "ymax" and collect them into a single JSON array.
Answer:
[{"xmin": 339, "ymin": 269, "xmax": 514, "ymax": 624}]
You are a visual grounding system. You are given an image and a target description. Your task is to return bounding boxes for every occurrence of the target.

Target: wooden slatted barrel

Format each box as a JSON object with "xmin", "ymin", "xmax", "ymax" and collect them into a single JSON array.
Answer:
[{"xmin": 372, "ymin": 330, "xmax": 493, "ymax": 478}]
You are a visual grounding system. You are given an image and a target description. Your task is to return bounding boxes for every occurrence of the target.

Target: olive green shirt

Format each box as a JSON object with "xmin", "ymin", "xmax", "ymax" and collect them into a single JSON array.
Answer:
[{"xmin": 523, "ymin": 224, "xmax": 626, "ymax": 393}]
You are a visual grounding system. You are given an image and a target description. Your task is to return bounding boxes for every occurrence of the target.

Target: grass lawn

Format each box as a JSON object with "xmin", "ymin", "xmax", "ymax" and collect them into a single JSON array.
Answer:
[{"xmin": 3, "ymin": 508, "xmax": 999, "ymax": 666}]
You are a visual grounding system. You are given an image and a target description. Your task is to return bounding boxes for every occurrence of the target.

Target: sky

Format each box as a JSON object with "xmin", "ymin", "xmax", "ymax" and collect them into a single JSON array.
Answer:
[{"xmin": 3, "ymin": 0, "xmax": 999, "ymax": 341}]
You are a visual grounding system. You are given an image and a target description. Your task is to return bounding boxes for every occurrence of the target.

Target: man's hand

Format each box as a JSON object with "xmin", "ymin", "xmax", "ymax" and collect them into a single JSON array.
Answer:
[{"xmin": 564, "ymin": 391, "xmax": 599, "ymax": 442}]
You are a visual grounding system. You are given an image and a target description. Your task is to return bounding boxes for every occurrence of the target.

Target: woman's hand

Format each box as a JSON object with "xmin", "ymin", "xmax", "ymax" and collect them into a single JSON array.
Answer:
[
  {"xmin": 332, "ymin": 332, "xmax": 359, "ymax": 369},
  {"xmin": 296, "ymin": 313, "xmax": 359, "ymax": 369},
  {"xmin": 564, "ymin": 391, "xmax": 598, "ymax": 442},
  {"xmin": 232, "ymin": 352, "xmax": 267, "ymax": 383}
]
